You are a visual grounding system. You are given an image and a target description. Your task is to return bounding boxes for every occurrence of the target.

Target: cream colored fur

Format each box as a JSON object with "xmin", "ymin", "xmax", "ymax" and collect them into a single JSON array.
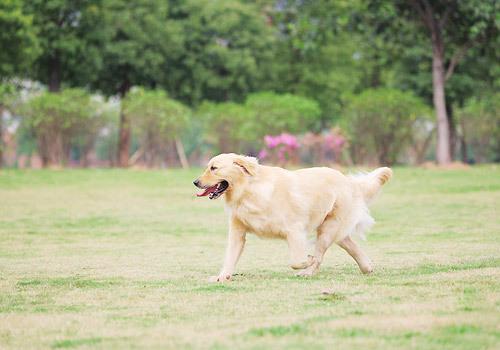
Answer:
[{"xmin": 194, "ymin": 153, "xmax": 392, "ymax": 282}]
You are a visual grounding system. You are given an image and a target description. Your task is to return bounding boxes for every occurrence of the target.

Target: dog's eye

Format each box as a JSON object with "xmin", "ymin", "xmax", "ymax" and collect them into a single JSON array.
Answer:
[{"xmin": 210, "ymin": 166, "xmax": 217, "ymax": 171}]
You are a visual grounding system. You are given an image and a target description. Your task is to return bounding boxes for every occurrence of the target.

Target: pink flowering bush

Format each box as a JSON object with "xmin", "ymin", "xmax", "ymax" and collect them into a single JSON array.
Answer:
[
  {"xmin": 301, "ymin": 127, "xmax": 347, "ymax": 164},
  {"xmin": 259, "ymin": 128, "xmax": 348, "ymax": 165},
  {"xmin": 259, "ymin": 133, "xmax": 299, "ymax": 165}
]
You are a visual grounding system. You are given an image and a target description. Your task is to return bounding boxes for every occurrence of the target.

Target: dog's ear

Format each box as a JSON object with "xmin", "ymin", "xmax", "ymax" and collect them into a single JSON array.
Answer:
[{"xmin": 233, "ymin": 156, "xmax": 258, "ymax": 176}]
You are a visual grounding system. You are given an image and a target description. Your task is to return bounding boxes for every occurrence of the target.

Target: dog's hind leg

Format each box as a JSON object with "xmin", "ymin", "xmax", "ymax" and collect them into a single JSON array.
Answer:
[
  {"xmin": 287, "ymin": 232, "xmax": 313, "ymax": 270},
  {"xmin": 337, "ymin": 236, "xmax": 373, "ymax": 274},
  {"xmin": 296, "ymin": 219, "xmax": 340, "ymax": 277}
]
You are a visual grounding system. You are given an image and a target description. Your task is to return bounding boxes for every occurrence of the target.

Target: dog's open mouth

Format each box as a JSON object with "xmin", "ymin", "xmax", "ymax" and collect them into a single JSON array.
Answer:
[{"xmin": 196, "ymin": 180, "xmax": 229, "ymax": 200}]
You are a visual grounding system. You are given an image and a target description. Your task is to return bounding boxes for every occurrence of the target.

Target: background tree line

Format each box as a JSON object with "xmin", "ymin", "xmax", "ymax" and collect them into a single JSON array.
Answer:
[{"xmin": 0, "ymin": 0, "xmax": 498, "ymax": 168}]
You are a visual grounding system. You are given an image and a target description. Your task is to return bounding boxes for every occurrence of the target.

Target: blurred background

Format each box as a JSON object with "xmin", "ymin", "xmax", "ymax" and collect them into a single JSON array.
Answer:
[{"xmin": 0, "ymin": 0, "xmax": 498, "ymax": 169}]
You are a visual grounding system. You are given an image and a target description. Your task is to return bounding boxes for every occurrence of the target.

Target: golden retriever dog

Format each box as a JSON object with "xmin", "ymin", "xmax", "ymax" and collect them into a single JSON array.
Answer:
[{"xmin": 194, "ymin": 153, "xmax": 392, "ymax": 282}]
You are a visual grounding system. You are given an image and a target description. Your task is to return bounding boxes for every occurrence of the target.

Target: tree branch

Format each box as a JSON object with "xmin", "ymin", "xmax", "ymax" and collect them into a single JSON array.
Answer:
[
  {"xmin": 421, "ymin": 0, "xmax": 437, "ymax": 30},
  {"xmin": 439, "ymin": 6, "xmax": 451, "ymax": 28},
  {"xmin": 409, "ymin": 0, "xmax": 432, "ymax": 30},
  {"xmin": 445, "ymin": 42, "xmax": 473, "ymax": 81}
]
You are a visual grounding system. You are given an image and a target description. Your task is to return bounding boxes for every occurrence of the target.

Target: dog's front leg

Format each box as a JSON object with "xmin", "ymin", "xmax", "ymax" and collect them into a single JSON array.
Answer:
[{"xmin": 209, "ymin": 220, "xmax": 246, "ymax": 283}]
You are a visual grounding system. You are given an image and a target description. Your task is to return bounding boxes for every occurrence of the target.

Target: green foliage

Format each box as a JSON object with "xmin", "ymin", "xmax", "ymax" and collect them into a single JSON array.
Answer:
[
  {"xmin": 19, "ymin": 89, "xmax": 101, "ymax": 166},
  {"xmin": 271, "ymin": 35, "xmax": 367, "ymax": 124},
  {"xmin": 24, "ymin": 0, "xmax": 104, "ymax": 90},
  {"xmin": 91, "ymin": 0, "xmax": 180, "ymax": 96},
  {"xmin": 93, "ymin": 104, "xmax": 119, "ymax": 165},
  {"xmin": 457, "ymin": 94, "xmax": 500, "ymax": 162},
  {"xmin": 196, "ymin": 101, "xmax": 253, "ymax": 153},
  {"xmin": 124, "ymin": 88, "xmax": 190, "ymax": 140},
  {"xmin": 344, "ymin": 88, "xmax": 430, "ymax": 165},
  {"xmin": 71, "ymin": 96, "xmax": 116, "ymax": 166},
  {"xmin": 266, "ymin": 1, "xmax": 366, "ymax": 123},
  {"xmin": 0, "ymin": 83, "xmax": 17, "ymax": 106},
  {"xmin": 123, "ymin": 88, "xmax": 190, "ymax": 166},
  {"xmin": 1, "ymin": 83, "xmax": 35, "ymax": 161},
  {"xmin": 165, "ymin": 0, "xmax": 276, "ymax": 105},
  {"xmin": 243, "ymin": 92, "xmax": 322, "ymax": 140},
  {"xmin": 21, "ymin": 89, "xmax": 93, "ymax": 130},
  {"xmin": 0, "ymin": 0, "xmax": 39, "ymax": 78}
]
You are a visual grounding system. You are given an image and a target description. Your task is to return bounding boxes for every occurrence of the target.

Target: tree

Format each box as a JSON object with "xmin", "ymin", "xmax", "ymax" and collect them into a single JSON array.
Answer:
[
  {"xmin": 122, "ymin": 88, "xmax": 190, "ymax": 168},
  {"xmin": 91, "ymin": 0, "xmax": 181, "ymax": 167},
  {"xmin": 344, "ymin": 88, "xmax": 429, "ymax": 165},
  {"xmin": 24, "ymin": 0, "xmax": 104, "ymax": 92},
  {"xmin": 391, "ymin": 0, "xmax": 498, "ymax": 164}
]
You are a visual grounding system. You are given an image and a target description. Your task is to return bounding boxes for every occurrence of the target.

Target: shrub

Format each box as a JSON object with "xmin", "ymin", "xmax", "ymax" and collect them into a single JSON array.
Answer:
[
  {"xmin": 123, "ymin": 88, "xmax": 190, "ymax": 167},
  {"xmin": 457, "ymin": 93, "xmax": 500, "ymax": 163},
  {"xmin": 343, "ymin": 88, "xmax": 430, "ymax": 165},
  {"xmin": 196, "ymin": 101, "xmax": 253, "ymax": 153},
  {"xmin": 19, "ymin": 89, "xmax": 100, "ymax": 167},
  {"xmin": 258, "ymin": 133, "xmax": 300, "ymax": 165},
  {"xmin": 243, "ymin": 92, "xmax": 322, "ymax": 141},
  {"xmin": 300, "ymin": 127, "xmax": 348, "ymax": 165}
]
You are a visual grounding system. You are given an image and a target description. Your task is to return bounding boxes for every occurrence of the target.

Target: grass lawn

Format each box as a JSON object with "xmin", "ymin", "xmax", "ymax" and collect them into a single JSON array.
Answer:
[{"xmin": 0, "ymin": 166, "xmax": 499, "ymax": 349}]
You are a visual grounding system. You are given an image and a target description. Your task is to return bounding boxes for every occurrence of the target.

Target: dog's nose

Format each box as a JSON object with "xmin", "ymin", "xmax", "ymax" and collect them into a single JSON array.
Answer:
[{"xmin": 193, "ymin": 179, "xmax": 200, "ymax": 187}]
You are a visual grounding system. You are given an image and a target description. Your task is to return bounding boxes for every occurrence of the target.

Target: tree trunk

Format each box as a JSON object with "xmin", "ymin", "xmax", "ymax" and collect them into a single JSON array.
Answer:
[
  {"xmin": 48, "ymin": 56, "xmax": 61, "ymax": 92},
  {"xmin": 447, "ymin": 103, "xmax": 456, "ymax": 160},
  {"xmin": 0, "ymin": 105, "xmax": 4, "ymax": 168},
  {"xmin": 175, "ymin": 138, "xmax": 189, "ymax": 169},
  {"xmin": 117, "ymin": 111, "xmax": 131, "ymax": 167},
  {"xmin": 415, "ymin": 129, "xmax": 434, "ymax": 165},
  {"xmin": 0, "ymin": 104, "xmax": 4, "ymax": 169},
  {"xmin": 370, "ymin": 52, "xmax": 381, "ymax": 88},
  {"xmin": 165, "ymin": 140, "xmax": 179, "ymax": 168},
  {"xmin": 431, "ymin": 41, "xmax": 452, "ymax": 164},
  {"xmin": 39, "ymin": 135, "xmax": 50, "ymax": 167},
  {"xmin": 117, "ymin": 81, "xmax": 131, "ymax": 167},
  {"xmin": 459, "ymin": 118, "xmax": 468, "ymax": 163},
  {"xmin": 81, "ymin": 138, "xmax": 94, "ymax": 168},
  {"xmin": 62, "ymin": 136, "xmax": 72, "ymax": 166},
  {"xmin": 39, "ymin": 130, "xmax": 63, "ymax": 168}
]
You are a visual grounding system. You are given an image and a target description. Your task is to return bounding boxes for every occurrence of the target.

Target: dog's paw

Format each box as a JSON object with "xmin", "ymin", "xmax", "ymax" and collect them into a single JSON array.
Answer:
[
  {"xmin": 290, "ymin": 255, "xmax": 315, "ymax": 270},
  {"xmin": 296, "ymin": 265, "xmax": 318, "ymax": 277},
  {"xmin": 208, "ymin": 273, "xmax": 232, "ymax": 283},
  {"xmin": 360, "ymin": 264, "xmax": 374, "ymax": 274}
]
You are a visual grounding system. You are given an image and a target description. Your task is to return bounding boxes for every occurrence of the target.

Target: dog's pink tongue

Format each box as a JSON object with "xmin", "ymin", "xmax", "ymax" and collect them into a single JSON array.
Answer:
[{"xmin": 196, "ymin": 184, "xmax": 218, "ymax": 197}]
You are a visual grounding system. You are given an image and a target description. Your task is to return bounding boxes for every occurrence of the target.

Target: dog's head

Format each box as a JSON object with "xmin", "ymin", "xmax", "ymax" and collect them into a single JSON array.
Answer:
[{"xmin": 193, "ymin": 153, "xmax": 258, "ymax": 200}]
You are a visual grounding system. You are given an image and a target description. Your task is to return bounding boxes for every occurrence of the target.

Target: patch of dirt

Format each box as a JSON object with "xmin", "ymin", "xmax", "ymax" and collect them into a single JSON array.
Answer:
[{"xmin": 420, "ymin": 161, "xmax": 470, "ymax": 170}]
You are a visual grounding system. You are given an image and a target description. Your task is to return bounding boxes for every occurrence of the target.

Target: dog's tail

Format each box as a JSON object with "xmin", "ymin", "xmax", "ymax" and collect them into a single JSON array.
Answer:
[{"xmin": 351, "ymin": 167, "xmax": 393, "ymax": 203}]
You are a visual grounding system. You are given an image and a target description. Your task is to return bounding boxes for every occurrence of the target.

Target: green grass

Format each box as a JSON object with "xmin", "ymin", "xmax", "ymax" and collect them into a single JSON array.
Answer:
[{"xmin": 0, "ymin": 166, "xmax": 499, "ymax": 349}]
